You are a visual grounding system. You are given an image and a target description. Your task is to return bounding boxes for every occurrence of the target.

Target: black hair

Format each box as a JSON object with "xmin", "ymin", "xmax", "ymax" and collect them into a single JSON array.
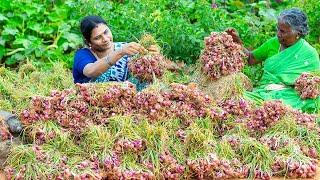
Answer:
[{"xmin": 80, "ymin": 15, "xmax": 108, "ymax": 45}]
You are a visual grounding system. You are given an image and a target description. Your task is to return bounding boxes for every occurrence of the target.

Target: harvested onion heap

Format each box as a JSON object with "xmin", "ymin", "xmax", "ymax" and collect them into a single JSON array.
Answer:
[
  {"xmin": 186, "ymin": 153, "xmax": 249, "ymax": 179},
  {"xmin": 290, "ymin": 109, "xmax": 317, "ymax": 128},
  {"xmin": 134, "ymin": 88, "xmax": 172, "ymax": 122},
  {"xmin": 272, "ymin": 145, "xmax": 317, "ymax": 178},
  {"xmin": 159, "ymin": 151, "xmax": 185, "ymax": 179},
  {"xmin": 5, "ymin": 145, "xmax": 102, "ymax": 179},
  {"xmin": 113, "ymin": 139, "xmax": 146, "ymax": 154},
  {"xmin": 20, "ymin": 89, "xmax": 92, "ymax": 132},
  {"xmin": 295, "ymin": 72, "xmax": 320, "ymax": 99},
  {"xmin": 247, "ymin": 100, "xmax": 287, "ymax": 132},
  {"xmin": 218, "ymin": 98, "xmax": 252, "ymax": 117},
  {"xmin": 168, "ymin": 83, "xmax": 212, "ymax": 122},
  {"xmin": 103, "ymin": 150, "xmax": 155, "ymax": 179},
  {"xmin": 260, "ymin": 133, "xmax": 292, "ymax": 151},
  {"xmin": 23, "ymin": 121, "xmax": 60, "ymax": 145},
  {"xmin": 20, "ymin": 83, "xmax": 137, "ymax": 133},
  {"xmin": 128, "ymin": 34, "xmax": 168, "ymax": 82},
  {"xmin": 76, "ymin": 82, "xmax": 136, "ymax": 114},
  {"xmin": 200, "ymin": 32, "xmax": 246, "ymax": 80}
]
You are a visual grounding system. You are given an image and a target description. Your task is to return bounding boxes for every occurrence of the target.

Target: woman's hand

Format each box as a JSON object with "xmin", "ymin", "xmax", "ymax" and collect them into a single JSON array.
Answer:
[
  {"xmin": 225, "ymin": 28, "xmax": 242, "ymax": 45},
  {"xmin": 225, "ymin": 28, "xmax": 259, "ymax": 65},
  {"xmin": 120, "ymin": 42, "xmax": 147, "ymax": 56},
  {"xmin": 147, "ymin": 45, "xmax": 161, "ymax": 55},
  {"xmin": 83, "ymin": 42, "xmax": 147, "ymax": 78}
]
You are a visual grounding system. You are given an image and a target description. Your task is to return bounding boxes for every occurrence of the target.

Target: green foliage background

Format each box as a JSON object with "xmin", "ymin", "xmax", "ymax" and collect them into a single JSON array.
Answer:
[{"xmin": 0, "ymin": 0, "xmax": 319, "ymax": 69}]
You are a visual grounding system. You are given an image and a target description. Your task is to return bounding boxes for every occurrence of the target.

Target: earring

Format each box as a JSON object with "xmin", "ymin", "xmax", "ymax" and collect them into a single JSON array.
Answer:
[{"xmin": 296, "ymin": 36, "xmax": 300, "ymax": 40}]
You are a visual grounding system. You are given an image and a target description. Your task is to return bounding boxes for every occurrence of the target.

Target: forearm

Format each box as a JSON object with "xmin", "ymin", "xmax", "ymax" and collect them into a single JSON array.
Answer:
[
  {"xmin": 83, "ymin": 50, "xmax": 124, "ymax": 78},
  {"xmin": 243, "ymin": 47, "xmax": 258, "ymax": 65},
  {"xmin": 232, "ymin": 35, "xmax": 258, "ymax": 65},
  {"xmin": 225, "ymin": 28, "xmax": 259, "ymax": 65}
]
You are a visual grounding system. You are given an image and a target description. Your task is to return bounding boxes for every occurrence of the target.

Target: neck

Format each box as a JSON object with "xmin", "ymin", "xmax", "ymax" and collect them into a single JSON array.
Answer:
[
  {"xmin": 280, "ymin": 44, "xmax": 287, "ymax": 51},
  {"xmin": 280, "ymin": 39, "xmax": 300, "ymax": 51},
  {"xmin": 91, "ymin": 43, "xmax": 114, "ymax": 58},
  {"xmin": 94, "ymin": 49, "xmax": 112, "ymax": 58}
]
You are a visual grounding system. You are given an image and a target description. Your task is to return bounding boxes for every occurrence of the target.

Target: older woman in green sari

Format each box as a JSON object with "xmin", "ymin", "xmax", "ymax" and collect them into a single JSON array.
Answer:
[{"xmin": 227, "ymin": 8, "xmax": 320, "ymax": 113}]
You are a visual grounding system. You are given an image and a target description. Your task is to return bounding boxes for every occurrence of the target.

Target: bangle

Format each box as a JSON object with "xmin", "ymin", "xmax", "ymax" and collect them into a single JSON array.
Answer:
[{"xmin": 105, "ymin": 56, "xmax": 113, "ymax": 67}]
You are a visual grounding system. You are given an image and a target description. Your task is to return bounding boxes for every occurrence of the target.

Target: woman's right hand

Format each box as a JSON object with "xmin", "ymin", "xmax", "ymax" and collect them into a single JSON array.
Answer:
[
  {"xmin": 120, "ymin": 42, "xmax": 147, "ymax": 56},
  {"xmin": 225, "ymin": 28, "xmax": 242, "ymax": 45},
  {"xmin": 106, "ymin": 42, "xmax": 147, "ymax": 66},
  {"xmin": 225, "ymin": 28, "xmax": 258, "ymax": 65}
]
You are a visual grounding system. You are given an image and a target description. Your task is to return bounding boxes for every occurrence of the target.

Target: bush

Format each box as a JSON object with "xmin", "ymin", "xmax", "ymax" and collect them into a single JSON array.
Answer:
[
  {"xmin": 293, "ymin": 0, "xmax": 320, "ymax": 53},
  {"xmin": 0, "ymin": 0, "xmax": 317, "ymax": 68}
]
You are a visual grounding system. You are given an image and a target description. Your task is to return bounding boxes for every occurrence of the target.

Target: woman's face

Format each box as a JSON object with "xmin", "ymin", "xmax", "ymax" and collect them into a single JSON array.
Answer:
[
  {"xmin": 89, "ymin": 23, "xmax": 113, "ymax": 52},
  {"xmin": 277, "ymin": 20, "xmax": 299, "ymax": 47}
]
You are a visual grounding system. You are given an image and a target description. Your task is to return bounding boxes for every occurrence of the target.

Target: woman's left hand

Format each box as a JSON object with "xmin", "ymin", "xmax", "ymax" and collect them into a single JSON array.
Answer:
[
  {"xmin": 225, "ymin": 28, "xmax": 242, "ymax": 45},
  {"xmin": 147, "ymin": 45, "xmax": 161, "ymax": 55}
]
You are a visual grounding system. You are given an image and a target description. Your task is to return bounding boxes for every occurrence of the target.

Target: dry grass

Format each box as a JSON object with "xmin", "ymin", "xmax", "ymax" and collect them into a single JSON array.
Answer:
[{"xmin": 191, "ymin": 64, "xmax": 252, "ymax": 102}]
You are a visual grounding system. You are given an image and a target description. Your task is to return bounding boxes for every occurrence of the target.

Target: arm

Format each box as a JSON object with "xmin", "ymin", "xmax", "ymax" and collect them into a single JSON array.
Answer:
[
  {"xmin": 83, "ymin": 50, "xmax": 123, "ymax": 78},
  {"xmin": 244, "ymin": 48, "xmax": 259, "ymax": 65},
  {"xmin": 83, "ymin": 42, "xmax": 147, "ymax": 78},
  {"xmin": 225, "ymin": 28, "xmax": 259, "ymax": 65}
]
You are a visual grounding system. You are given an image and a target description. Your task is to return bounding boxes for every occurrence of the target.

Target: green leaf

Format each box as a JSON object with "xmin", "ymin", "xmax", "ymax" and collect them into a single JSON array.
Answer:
[
  {"xmin": 0, "ymin": 45, "xmax": 6, "ymax": 60},
  {"xmin": 0, "ymin": 0, "xmax": 11, "ymax": 10},
  {"xmin": 0, "ymin": 37, "xmax": 5, "ymax": 46},
  {"xmin": 59, "ymin": 32, "xmax": 82, "ymax": 51},
  {"xmin": 17, "ymin": 13, "xmax": 28, "ymax": 21},
  {"xmin": 13, "ymin": 37, "xmax": 32, "ymax": 48},
  {"xmin": 5, "ymin": 53, "xmax": 24, "ymax": 65},
  {"xmin": 259, "ymin": 8, "xmax": 277, "ymax": 22},
  {"xmin": 34, "ymin": 48, "xmax": 43, "ymax": 57},
  {"xmin": 47, "ymin": 7, "xmax": 68, "ymax": 22},
  {"xmin": 28, "ymin": 23, "xmax": 41, "ymax": 32},
  {"xmin": 2, "ymin": 26, "xmax": 19, "ymax": 36},
  {"xmin": 25, "ymin": 6, "xmax": 38, "ymax": 16},
  {"xmin": 59, "ymin": 23, "xmax": 71, "ymax": 32},
  {"xmin": 0, "ymin": 13, "xmax": 8, "ymax": 21},
  {"xmin": 27, "ymin": 36, "xmax": 44, "ymax": 48},
  {"xmin": 62, "ymin": 32, "xmax": 82, "ymax": 44},
  {"xmin": 40, "ymin": 26, "xmax": 55, "ymax": 35}
]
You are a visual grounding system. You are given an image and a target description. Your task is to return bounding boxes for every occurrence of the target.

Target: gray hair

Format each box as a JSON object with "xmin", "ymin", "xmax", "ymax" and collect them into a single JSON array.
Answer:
[{"xmin": 278, "ymin": 8, "xmax": 309, "ymax": 37}]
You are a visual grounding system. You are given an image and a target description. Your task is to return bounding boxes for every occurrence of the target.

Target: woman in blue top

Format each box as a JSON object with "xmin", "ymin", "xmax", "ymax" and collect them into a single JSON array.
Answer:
[{"xmin": 73, "ymin": 15, "xmax": 159, "ymax": 83}]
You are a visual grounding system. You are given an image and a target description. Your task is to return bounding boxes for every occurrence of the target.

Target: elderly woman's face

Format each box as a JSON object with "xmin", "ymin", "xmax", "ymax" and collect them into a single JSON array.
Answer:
[
  {"xmin": 89, "ymin": 23, "xmax": 113, "ymax": 52},
  {"xmin": 277, "ymin": 20, "xmax": 299, "ymax": 47}
]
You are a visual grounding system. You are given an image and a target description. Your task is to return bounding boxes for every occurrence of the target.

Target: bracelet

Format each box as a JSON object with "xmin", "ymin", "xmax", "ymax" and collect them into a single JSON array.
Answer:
[{"xmin": 105, "ymin": 56, "xmax": 113, "ymax": 67}]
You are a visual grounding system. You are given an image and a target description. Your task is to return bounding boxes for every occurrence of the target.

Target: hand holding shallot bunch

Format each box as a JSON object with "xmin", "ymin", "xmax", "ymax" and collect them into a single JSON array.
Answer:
[{"xmin": 128, "ymin": 34, "xmax": 168, "ymax": 82}]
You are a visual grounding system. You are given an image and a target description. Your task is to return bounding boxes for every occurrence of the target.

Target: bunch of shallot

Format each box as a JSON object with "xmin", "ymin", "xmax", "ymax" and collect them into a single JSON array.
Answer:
[
  {"xmin": 159, "ymin": 151, "xmax": 185, "ymax": 179},
  {"xmin": 295, "ymin": 73, "xmax": 320, "ymax": 99},
  {"xmin": 247, "ymin": 101, "xmax": 287, "ymax": 131},
  {"xmin": 129, "ymin": 34, "xmax": 167, "ymax": 82},
  {"xmin": 114, "ymin": 139, "xmax": 146, "ymax": 154},
  {"xmin": 200, "ymin": 32, "xmax": 246, "ymax": 80},
  {"xmin": 129, "ymin": 54, "xmax": 167, "ymax": 82}
]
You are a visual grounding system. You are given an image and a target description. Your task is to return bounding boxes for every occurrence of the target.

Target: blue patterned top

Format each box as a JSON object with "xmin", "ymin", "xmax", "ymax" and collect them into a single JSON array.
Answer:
[
  {"xmin": 93, "ymin": 42, "xmax": 130, "ymax": 82},
  {"xmin": 72, "ymin": 42, "xmax": 130, "ymax": 83}
]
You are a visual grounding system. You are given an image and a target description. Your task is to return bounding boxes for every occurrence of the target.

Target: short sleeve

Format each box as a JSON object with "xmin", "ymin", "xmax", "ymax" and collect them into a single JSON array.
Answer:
[
  {"xmin": 252, "ymin": 37, "xmax": 280, "ymax": 62},
  {"xmin": 72, "ymin": 48, "xmax": 96, "ymax": 83},
  {"xmin": 74, "ymin": 49, "xmax": 96, "ymax": 73}
]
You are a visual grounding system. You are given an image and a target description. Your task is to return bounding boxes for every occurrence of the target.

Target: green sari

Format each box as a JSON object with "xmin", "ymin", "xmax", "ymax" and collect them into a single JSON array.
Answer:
[{"xmin": 245, "ymin": 37, "xmax": 320, "ymax": 113}]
